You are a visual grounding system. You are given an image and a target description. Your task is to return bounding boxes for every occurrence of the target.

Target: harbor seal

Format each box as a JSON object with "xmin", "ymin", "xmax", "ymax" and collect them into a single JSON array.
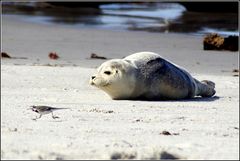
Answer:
[{"xmin": 90, "ymin": 52, "xmax": 216, "ymax": 100}]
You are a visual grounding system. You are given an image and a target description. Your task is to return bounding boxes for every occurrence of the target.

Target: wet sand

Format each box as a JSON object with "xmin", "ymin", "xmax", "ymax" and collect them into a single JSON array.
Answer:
[{"xmin": 1, "ymin": 15, "xmax": 239, "ymax": 159}]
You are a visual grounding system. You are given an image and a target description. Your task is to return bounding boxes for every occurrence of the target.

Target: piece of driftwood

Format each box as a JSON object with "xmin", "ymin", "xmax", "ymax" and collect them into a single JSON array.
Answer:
[{"xmin": 90, "ymin": 53, "xmax": 107, "ymax": 59}]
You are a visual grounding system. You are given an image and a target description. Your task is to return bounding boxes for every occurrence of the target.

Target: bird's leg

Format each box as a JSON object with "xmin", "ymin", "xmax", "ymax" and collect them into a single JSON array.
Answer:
[
  {"xmin": 37, "ymin": 114, "xmax": 42, "ymax": 119},
  {"xmin": 32, "ymin": 114, "xmax": 42, "ymax": 120},
  {"xmin": 51, "ymin": 112, "xmax": 59, "ymax": 119}
]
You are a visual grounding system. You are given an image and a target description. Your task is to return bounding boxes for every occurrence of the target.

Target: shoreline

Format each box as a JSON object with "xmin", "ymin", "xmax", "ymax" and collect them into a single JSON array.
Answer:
[
  {"xmin": 2, "ymin": 13, "xmax": 239, "ymax": 37},
  {"xmin": 2, "ymin": 15, "xmax": 239, "ymax": 75}
]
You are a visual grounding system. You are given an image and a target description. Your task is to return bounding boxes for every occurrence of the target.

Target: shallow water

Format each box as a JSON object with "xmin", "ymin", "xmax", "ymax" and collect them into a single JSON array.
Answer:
[{"xmin": 2, "ymin": 2, "xmax": 239, "ymax": 36}]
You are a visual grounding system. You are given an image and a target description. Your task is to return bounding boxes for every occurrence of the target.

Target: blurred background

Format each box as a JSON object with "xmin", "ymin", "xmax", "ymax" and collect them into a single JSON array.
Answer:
[{"xmin": 2, "ymin": 1, "xmax": 239, "ymax": 36}]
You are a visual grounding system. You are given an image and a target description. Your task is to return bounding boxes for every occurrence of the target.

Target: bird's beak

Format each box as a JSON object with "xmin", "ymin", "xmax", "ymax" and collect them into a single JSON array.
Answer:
[{"xmin": 28, "ymin": 106, "xmax": 34, "ymax": 110}]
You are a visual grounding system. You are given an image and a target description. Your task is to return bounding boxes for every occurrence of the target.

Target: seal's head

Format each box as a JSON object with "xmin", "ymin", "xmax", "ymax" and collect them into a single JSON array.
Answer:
[{"xmin": 90, "ymin": 59, "xmax": 137, "ymax": 99}]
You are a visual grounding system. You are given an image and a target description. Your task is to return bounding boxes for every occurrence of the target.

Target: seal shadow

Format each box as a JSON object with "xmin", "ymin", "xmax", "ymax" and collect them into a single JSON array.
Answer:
[
  {"xmin": 128, "ymin": 96, "xmax": 220, "ymax": 102},
  {"xmin": 175, "ymin": 95, "xmax": 220, "ymax": 102}
]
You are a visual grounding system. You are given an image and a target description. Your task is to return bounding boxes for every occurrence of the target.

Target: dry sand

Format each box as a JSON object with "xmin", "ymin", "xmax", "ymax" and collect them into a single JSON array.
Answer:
[{"xmin": 1, "ymin": 15, "xmax": 239, "ymax": 160}]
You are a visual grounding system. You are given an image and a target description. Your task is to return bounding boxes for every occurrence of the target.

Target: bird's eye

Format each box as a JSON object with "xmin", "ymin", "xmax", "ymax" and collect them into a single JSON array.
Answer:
[{"xmin": 104, "ymin": 71, "xmax": 111, "ymax": 75}]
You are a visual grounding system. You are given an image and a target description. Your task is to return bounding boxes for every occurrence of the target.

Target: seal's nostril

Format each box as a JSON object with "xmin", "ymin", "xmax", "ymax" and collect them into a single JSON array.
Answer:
[{"xmin": 91, "ymin": 76, "xmax": 96, "ymax": 80}]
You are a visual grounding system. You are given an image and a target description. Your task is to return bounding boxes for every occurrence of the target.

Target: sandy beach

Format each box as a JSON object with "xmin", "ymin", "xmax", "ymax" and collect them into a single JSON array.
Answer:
[{"xmin": 1, "ymin": 15, "xmax": 239, "ymax": 160}]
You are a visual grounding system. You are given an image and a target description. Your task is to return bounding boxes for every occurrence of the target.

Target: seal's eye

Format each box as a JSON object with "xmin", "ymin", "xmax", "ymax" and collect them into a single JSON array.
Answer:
[{"xmin": 104, "ymin": 71, "xmax": 111, "ymax": 75}]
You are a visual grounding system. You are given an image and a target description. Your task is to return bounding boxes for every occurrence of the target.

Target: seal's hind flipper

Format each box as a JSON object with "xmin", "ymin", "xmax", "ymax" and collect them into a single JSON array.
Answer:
[
  {"xmin": 201, "ymin": 80, "xmax": 215, "ymax": 88},
  {"xmin": 199, "ymin": 80, "xmax": 216, "ymax": 97}
]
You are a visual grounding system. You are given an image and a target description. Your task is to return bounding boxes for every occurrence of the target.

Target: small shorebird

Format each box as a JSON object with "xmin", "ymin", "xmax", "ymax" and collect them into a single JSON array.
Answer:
[{"xmin": 29, "ymin": 105, "xmax": 69, "ymax": 120}]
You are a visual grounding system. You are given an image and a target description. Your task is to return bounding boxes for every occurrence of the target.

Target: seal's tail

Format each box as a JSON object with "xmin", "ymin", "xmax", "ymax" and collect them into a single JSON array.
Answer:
[{"xmin": 199, "ymin": 80, "xmax": 216, "ymax": 97}]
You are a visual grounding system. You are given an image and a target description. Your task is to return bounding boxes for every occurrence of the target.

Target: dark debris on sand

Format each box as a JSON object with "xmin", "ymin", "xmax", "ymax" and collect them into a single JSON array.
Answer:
[
  {"xmin": 203, "ymin": 33, "xmax": 238, "ymax": 51},
  {"xmin": 160, "ymin": 130, "xmax": 180, "ymax": 136},
  {"xmin": 1, "ymin": 52, "xmax": 28, "ymax": 59},
  {"xmin": 49, "ymin": 52, "xmax": 60, "ymax": 60},
  {"xmin": 160, "ymin": 151, "xmax": 180, "ymax": 159},
  {"xmin": 110, "ymin": 152, "xmax": 136, "ymax": 160},
  {"xmin": 90, "ymin": 53, "xmax": 107, "ymax": 59},
  {"xmin": 1, "ymin": 52, "xmax": 11, "ymax": 58}
]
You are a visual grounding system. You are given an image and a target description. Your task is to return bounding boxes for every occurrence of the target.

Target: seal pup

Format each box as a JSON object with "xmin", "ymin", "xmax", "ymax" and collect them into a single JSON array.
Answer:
[{"xmin": 90, "ymin": 52, "xmax": 216, "ymax": 100}]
